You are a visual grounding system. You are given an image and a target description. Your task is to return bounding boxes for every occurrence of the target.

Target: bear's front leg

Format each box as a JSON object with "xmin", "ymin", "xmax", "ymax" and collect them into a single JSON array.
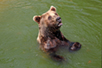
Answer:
[
  {"xmin": 69, "ymin": 42, "xmax": 81, "ymax": 51},
  {"xmin": 47, "ymin": 47, "xmax": 65, "ymax": 61},
  {"xmin": 60, "ymin": 32, "xmax": 82, "ymax": 51},
  {"xmin": 49, "ymin": 52, "xmax": 65, "ymax": 61},
  {"xmin": 44, "ymin": 38, "xmax": 65, "ymax": 61}
]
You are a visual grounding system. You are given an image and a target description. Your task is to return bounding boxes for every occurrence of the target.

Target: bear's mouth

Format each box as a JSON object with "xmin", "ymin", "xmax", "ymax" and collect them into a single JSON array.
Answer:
[
  {"xmin": 56, "ymin": 17, "xmax": 63, "ymax": 27},
  {"xmin": 56, "ymin": 22, "xmax": 62, "ymax": 29},
  {"xmin": 57, "ymin": 20, "xmax": 63, "ymax": 27},
  {"xmin": 58, "ymin": 22, "xmax": 63, "ymax": 27}
]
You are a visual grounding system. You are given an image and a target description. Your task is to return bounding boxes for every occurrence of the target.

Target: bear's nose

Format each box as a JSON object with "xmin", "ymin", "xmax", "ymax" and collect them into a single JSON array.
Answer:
[{"xmin": 56, "ymin": 17, "xmax": 61, "ymax": 22}]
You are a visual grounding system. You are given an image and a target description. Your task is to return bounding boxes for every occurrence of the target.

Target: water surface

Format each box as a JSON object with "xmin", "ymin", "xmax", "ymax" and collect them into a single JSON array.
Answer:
[{"xmin": 0, "ymin": 0, "xmax": 101, "ymax": 68}]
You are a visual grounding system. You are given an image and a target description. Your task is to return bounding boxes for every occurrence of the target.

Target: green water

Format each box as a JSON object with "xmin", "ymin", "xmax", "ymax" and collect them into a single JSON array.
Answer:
[{"xmin": 0, "ymin": 0, "xmax": 101, "ymax": 68}]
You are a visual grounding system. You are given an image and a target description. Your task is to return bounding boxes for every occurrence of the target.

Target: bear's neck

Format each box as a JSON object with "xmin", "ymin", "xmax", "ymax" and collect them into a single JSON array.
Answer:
[{"xmin": 39, "ymin": 26, "xmax": 60, "ymax": 39}]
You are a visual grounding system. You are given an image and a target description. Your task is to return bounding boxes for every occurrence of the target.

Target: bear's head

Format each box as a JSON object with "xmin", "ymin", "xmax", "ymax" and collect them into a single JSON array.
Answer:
[{"xmin": 33, "ymin": 6, "xmax": 63, "ymax": 31}]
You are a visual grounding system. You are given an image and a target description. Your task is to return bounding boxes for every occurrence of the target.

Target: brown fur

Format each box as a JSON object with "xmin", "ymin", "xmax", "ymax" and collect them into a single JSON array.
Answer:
[{"xmin": 33, "ymin": 6, "xmax": 81, "ymax": 61}]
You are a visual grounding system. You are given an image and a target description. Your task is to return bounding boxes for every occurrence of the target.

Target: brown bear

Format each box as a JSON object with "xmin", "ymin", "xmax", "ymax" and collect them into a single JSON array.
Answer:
[{"xmin": 33, "ymin": 6, "xmax": 81, "ymax": 61}]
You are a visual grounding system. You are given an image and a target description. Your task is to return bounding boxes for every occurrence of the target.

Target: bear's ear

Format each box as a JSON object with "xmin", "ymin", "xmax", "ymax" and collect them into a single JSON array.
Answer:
[
  {"xmin": 33, "ymin": 16, "xmax": 41, "ymax": 24},
  {"xmin": 50, "ymin": 6, "xmax": 56, "ymax": 11}
]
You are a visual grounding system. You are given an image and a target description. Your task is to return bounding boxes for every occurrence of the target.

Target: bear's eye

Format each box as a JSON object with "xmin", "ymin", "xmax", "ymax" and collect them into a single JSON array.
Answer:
[
  {"xmin": 48, "ymin": 16, "xmax": 52, "ymax": 20},
  {"xmin": 55, "ymin": 13, "xmax": 58, "ymax": 15}
]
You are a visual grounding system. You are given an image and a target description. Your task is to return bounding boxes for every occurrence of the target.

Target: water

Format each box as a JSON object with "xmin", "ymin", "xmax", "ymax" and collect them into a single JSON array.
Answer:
[{"xmin": 0, "ymin": 0, "xmax": 101, "ymax": 68}]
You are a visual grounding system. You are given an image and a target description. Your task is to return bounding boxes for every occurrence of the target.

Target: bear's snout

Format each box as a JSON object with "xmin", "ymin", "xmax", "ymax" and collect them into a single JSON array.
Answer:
[
  {"xmin": 56, "ymin": 17, "xmax": 61, "ymax": 23},
  {"xmin": 56, "ymin": 17, "xmax": 63, "ymax": 27}
]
